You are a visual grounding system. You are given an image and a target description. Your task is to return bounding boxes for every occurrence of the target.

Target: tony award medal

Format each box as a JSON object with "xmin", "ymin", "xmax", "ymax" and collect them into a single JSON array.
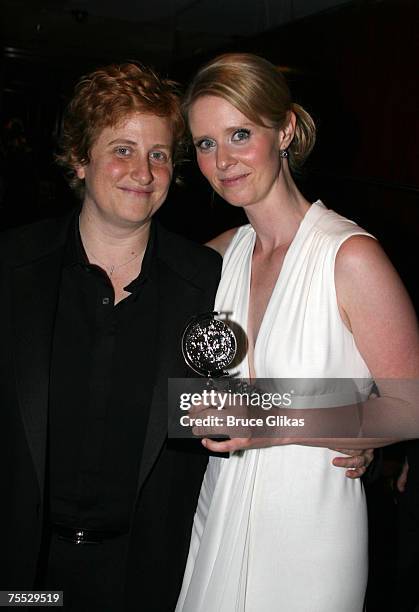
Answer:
[{"xmin": 182, "ymin": 312, "xmax": 237, "ymax": 379}]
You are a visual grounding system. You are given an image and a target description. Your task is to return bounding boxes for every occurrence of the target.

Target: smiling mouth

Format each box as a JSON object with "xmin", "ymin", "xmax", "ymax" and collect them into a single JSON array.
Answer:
[
  {"xmin": 118, "ymin": 186, "xmax": 153, "ymax": 195},
  {"xmin": 219, "ymin": 173, "xmax": 250, "ymax": 186}
]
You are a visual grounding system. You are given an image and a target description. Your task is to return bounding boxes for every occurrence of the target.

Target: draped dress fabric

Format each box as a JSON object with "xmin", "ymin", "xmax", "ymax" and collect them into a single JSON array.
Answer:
[{"xmin": 176, "ymin": 201, "xmax": 374, "ymax": 612}]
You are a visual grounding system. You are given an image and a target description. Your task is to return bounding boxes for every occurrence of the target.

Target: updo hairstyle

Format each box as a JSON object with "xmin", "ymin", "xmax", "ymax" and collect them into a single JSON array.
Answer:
[{"xmin": 183, "ymin": 53, "xmax": 316, "ymax": 173}]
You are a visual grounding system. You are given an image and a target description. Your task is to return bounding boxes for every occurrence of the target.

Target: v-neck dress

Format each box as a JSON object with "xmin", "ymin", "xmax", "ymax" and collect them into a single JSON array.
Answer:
[{"xmin": 176, "ymin": 202, "xmax": 374, "ymax": 612}]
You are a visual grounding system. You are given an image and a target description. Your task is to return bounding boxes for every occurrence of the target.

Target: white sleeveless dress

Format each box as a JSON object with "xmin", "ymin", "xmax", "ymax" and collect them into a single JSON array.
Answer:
[{"xmin": 176, "ymin": 201, "xmax": 374, "ymax": 612}]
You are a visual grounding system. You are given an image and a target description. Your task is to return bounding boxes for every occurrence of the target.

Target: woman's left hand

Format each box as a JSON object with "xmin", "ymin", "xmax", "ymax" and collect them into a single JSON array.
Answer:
[
  {"xmin": 200, "ymin": 434, "xmax": 374, "ymax": 479},
  {"xmin": 330, "ymin": 447, "xmax": 374, "ymax": 479}
]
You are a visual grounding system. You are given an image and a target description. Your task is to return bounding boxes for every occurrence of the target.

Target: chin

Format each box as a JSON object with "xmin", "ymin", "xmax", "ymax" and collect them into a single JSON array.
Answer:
[
  {"xmin": 226, "ymin": 200, "xmax": 246, "ymax": 208},
  {"xmin": 117, "ymin": 203, "xmax": 156, "ymax": 223},
  {"xmin": 215, "ymin": 191, "xmax": 241, "ymax": 206},
  {"xmin": 218, "ymin": 187, "xmax": 256, "ymax": 208},
  {"xmin": 112, "ymin": 212, "xmax": 151, "ymax": 228},
  {"xmin": 219, "ymin": 193, "xmax": 251, "ymax": 208}
]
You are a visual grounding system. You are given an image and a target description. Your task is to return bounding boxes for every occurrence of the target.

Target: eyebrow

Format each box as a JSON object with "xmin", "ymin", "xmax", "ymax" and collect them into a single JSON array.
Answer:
[
  {"xmin": 107, "ymin": 139, "xmax": 172, "ymax": 149},
  {"xmin": 193, "ymin": 124, "xmax": 254, "ymax": 140},
  {"xmin": 107, "ymin": 139, "xmax": 136, "ymax": 145}
]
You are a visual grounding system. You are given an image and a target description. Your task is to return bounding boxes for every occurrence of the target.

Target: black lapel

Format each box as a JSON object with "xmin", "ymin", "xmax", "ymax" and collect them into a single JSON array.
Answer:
[
  {"xmin": 9, "ymin": 214, "xmax": 74, "ymax": 494},
  {"xmin": 137, "ymin": 258, "xmax": 202, "ymax": 491},
  {"xmin": 136, "ymin": 224, "xmax": 213, "ymax": 492}
]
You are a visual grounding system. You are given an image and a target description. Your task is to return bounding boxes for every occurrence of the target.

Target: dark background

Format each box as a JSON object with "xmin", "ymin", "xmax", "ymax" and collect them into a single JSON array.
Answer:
[{"xmin": 1, "ymin": 1, "xmax": 417, "ymax": 609}]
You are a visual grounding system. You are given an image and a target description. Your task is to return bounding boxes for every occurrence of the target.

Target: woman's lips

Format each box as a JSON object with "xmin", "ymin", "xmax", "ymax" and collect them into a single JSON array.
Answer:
[
  {"xmin": 219, "ymin": 173, "xmax": 250, "ymax": 186},
  {"xmin": 118, "ymin": 186, "xmax": 153, "ymax": 195}
]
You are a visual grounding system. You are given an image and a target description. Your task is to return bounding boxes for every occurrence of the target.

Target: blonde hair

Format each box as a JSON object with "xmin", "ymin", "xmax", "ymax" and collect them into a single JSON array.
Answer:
[{"xmin": 183, "ymin": 53, "xmax": 316, "ymax": 172}]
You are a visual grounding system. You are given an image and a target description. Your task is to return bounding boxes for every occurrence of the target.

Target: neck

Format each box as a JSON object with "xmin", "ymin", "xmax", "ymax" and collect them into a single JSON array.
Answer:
[
  {"xmin": 78, "ymin": 205, "xmax": 151, "ymax": 270},
  {"xmin": 79, "ymin": 206, "xmax": 151, "ymax": 280},
  {"xmin": 244, "ymin": 171, "xmax": 311, "ymax": 252}
]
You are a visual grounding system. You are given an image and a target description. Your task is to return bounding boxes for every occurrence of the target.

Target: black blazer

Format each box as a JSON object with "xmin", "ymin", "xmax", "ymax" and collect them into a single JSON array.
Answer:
[{"xmin": 0, "ymin": 211, "xmax": 222, "ymax": 610}]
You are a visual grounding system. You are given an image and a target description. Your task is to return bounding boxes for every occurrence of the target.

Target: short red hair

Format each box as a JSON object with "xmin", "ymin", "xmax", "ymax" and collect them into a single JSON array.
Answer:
[{"xmin": 57, "ymin": 62, "xmax": 185, "ymax": 196}]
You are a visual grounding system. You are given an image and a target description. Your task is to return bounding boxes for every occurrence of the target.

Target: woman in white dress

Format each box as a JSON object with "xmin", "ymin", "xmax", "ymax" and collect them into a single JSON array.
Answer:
[{"xmin": 176, "ymin": 54, "xmax": 419, "ymax": 611}]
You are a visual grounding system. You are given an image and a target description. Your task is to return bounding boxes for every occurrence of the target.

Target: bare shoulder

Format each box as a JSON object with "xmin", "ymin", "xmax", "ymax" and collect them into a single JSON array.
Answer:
[
  {"xmin": 205, "ymin": 227, "xmax": 238, "ymax": 257},
  {"xmin": 335, "ymin": 234, "xmax": 419, "ymax": 377},
  {"xmin": 335, "ymin": 234, "xmax": 404, "ymax": 292},
  {"xmin": 336, "ymin": 233, "xmax": 386, "ymax": 269}
]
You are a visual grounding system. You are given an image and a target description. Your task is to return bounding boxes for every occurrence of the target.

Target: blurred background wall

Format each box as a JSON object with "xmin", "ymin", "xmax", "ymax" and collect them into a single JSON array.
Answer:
[
  {"xmin": 1, "ymin": 0, "xmax": 417, "ymax": 300},
  {"xmin": 1, "ymin": 2, "xmax": 417, "ymax": 608}
]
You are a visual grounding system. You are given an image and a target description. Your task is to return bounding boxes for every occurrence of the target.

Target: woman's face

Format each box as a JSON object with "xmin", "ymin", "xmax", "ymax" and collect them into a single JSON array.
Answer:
[
  {"xmin": 188, "ymin": 95, "xmax": 283, "ymax": 209},
  {"xmin": 77, "ymin": 112, "xmax": 174, "ymax": 229}
]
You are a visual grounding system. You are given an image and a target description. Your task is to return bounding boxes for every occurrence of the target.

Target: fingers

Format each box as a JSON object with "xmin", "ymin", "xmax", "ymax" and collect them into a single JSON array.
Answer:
[
  {"xmin": 332, "ymin": 454, "xmax": 366, "ymax": 469},
  {"xmin": 396, "ymin": 474, "xmax": 407, "ymax": 493},
  {"xmin": 396, "ymin": 459, "xmax": 409, "ymax": 493},
  {"xmin": 202, "ymin": 437, "xmax": 251, "ymax": 453},
  {"xmin": 364, "ymin": 449, "xmax": 374, "ymax": 468},
  {"xmin": 188, "ymin": 402, "xmax": 215, "ymax": 416},
  {"xmin": 201, "ymin": 436, "xmax": 287, "ymax": 453},
  {"xmin": 332, "ymin": 448, "xmax": 374, "ymax": 468},
  {"xmin": 332, "ymin": 451, "xmax": 373, "ymax": 479},
  {"xmin": 191, "ymin": 412, "xmax": 250, "ymax": 439},
  {"xmin": 345, "ymin": 466, "xmax": 367, "ymax": 479}
]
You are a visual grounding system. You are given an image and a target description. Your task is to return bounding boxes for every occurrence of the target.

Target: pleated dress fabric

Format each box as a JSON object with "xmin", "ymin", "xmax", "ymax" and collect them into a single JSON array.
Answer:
[{"xmin": 176, "ymin": 202, "xmax": 374, "ymax": 612}]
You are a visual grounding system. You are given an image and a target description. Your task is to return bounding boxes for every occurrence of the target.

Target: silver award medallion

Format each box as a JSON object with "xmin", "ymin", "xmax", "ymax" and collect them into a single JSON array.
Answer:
[{"xmin": 182, "ymin": 312, "xmax": 237, "ymax": 377}]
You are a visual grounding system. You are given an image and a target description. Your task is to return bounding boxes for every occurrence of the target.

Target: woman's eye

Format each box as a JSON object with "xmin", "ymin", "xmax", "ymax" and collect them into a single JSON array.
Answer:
[
  {"xmin": 115, "ymin": 146, "xmax": 131, "ymax": 157},
  {"xmin": 150, "ymin": 150, "xmax": 168, "ymax": 163},
  {"xmin": 195, "ymin": 138, "xmax": 216, "ymax": 152},
  {"xmin": 231, "ymin": 129, "xmax": 250, "ymax": 143}
]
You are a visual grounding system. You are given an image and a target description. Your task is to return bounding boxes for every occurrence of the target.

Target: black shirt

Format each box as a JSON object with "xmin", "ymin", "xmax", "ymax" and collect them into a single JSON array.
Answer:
[{"xmin": 49, "ymin": 218, "xmax": 158, "ymax": 531}]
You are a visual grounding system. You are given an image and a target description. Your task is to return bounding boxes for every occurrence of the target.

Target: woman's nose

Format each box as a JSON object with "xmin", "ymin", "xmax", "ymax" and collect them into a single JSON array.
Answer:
[
  {"xmin": 216, "ymin": 145, "xmax": 235, "ymax": 171},
  {"xmin": 131, "ymin": 157, "xmax": 153, "ymax": 184}
]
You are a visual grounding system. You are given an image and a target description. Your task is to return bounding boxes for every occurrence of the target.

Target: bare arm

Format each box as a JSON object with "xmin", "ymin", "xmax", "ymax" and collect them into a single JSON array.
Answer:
[
  {"xmin": 336, "ymin": 235, "xmax": 419, "ymax": 379},
  {"xmin": 200, "ymin": 235, "xmax": 419, "ymax": 452},
  {"xmin": 205, "ymin": 228, "xmax": 238, "ymax": 256},
  {"xmin": 330, "ymin": 235, "xmax": 419, "ymax": 444}
]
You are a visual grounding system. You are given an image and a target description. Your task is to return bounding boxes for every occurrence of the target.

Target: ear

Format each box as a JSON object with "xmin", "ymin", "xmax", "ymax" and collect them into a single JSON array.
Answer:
[{"xmin": 278, "ymin": 111, "xmax": 296, "ymax": 150}]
